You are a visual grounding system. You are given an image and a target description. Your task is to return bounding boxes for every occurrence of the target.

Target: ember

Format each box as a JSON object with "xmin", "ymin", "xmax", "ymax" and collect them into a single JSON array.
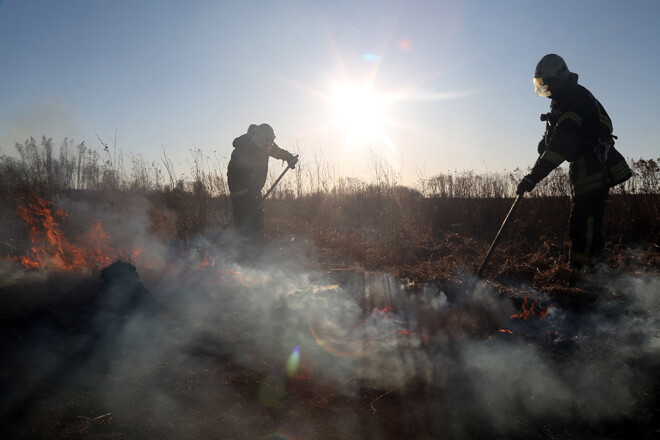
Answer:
[
  {"xmin": 194, "ymin": 249, "xmax": 216, "ymax": 271},
  {"xmin": 398, "ymin": 328, "xmax": 431, "ymax": 343}
]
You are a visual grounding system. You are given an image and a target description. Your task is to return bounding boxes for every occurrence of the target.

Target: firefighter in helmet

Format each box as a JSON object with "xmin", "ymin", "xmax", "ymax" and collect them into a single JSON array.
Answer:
[
  {"xmin": 516, "ymin": 54, "xmax": 631, "ymax": 269},
  {"xmin": 227, "ymin": 123, "xmax": 298, "ymax": 240}
]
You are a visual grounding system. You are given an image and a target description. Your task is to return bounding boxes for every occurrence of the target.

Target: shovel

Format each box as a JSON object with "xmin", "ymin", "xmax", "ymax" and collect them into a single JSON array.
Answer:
[{"xmin": 469, "ymin": 194, "xmax": 523, "ymax": 291}]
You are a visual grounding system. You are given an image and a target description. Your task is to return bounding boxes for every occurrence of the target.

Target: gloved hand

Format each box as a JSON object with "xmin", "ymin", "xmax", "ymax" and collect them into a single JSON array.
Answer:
[
  {"xmin": 516, "ymin": 176, "xmax": 536, "ymax": 195},
  {"xmin": 287, "ymin": 154, "xmax": 299, "ymax": 169}
]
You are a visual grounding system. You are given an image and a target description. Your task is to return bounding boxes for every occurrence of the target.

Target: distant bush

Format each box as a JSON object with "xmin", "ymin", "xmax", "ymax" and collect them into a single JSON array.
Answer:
[{"xmin": 416, "ymin": 159, "xmax": 657, "ymax": 198}]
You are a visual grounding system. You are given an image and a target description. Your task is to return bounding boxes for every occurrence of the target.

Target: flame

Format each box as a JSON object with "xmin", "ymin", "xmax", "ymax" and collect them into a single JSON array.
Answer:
[
  {"xmin": 489, "ymin": 329, "xmax": 515, "ymax": 339},
  {"xmin": 398, "ymin": 328, "xmax": 431, "ymax": 343},
  {"xmin": 189, "ymin": 250, "xmax": 251, "ymax": 287},
  {"xmin": 5, "ymin": 193, "xmax": 260, "ymax": 282},
  {"xmin": 8, "ymin": 193, "xmax": 114, "ymax": 271},
  {"xmin": 218, "ymin": 263, "xmax": 250, "ymax": 287},
  {"xmin": 194, "ymin": 249, "xmax": 216, "ymax": 271},
  {"xmin": 510, "ymin": 297, "xmax": 551, "ymax": 320},
  {"xmin": 376, "ymin": 306, "xmax": 395, "ymax": 315}
]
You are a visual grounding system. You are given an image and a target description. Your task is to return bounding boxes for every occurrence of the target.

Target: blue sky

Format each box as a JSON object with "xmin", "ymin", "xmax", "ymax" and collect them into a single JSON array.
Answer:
[{"xmin": 1, "ymin": 0, "xmax": 658, "ymax": 185}]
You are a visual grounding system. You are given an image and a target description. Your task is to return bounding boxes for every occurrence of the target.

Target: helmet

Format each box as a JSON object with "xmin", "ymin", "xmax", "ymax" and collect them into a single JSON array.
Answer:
[
  {"xmin": 250, "ymin": 123, "xmax": 276, "ymax": 149},
  {"xmin": 533, "ymin": 54, "xmax": 570, "ymax": 98}
]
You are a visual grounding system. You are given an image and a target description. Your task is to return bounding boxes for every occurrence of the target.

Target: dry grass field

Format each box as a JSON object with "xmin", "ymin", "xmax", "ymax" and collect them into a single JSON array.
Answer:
[{"xmin": 0, "ymin": 139, "xmax": 658, "ymax": 439}]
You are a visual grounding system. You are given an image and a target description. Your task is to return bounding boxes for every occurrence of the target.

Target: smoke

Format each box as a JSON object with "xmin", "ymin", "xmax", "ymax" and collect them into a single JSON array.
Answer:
[
  {"xmin": 0, "ymin": 193, "xmax": 658, "ymax": 438},
  {"xmin": 450, "ymin": 269, "xmax": 660, "ymax": 435},
  {"xmin": 0, "ymin": 98, "xmax": 83, "ymax": 151}
]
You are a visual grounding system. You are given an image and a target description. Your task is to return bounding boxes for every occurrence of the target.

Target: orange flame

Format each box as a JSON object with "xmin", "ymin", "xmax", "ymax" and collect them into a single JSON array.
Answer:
[
  {"xmin": 489, "ymin": 328, "xmax": 515, "ymax": 339},
  {"xmin": 398, "ymin": 328, "xmax": 431, "ymax": 343},
  {"xmin": 195, "ymin": 250, "xmax": 216, "ymax": 271},
  {"xmin": 373, "ymin": 306, "xmax": 395, "ymax": 317},
  {"xmin": 224, "ymin": 267, "xmax": 250, "ymax": 287},
  {"xmin": 510, "ymin": 297, "xmax": 551, "ymax": 320},
  {"xmin": 5, "ymin": 194, "xmax": 259, "ymax": 279},
  {"xmin": 9, "ymin": 193, "xmax": 113, "ymax": 271},
  {"xmin": 194, "ymin": 253, "xmax": 250, "ymax": 287}
]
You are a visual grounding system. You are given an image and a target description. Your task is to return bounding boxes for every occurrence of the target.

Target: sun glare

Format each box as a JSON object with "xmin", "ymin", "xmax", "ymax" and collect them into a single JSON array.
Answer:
[
  {"xmin": 330, "ymin": 82, "xmax": 389, "ymax": 142},
  {"xmin": 280, "ymin": 48, "xmax": 470, "ymax": 168}
]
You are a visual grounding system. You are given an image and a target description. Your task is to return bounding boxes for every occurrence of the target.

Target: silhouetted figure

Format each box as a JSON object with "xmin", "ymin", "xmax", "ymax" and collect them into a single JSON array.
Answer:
[
  {"xmin": 96, "ymin": 261, "xmax": 153, "ymax": 318},
  {"xmin": 516, "ymin": 54, "xmax": 631, "ymax": 270},
  {"xmin": 227, "ymin": 123, "xmax": 297, "ymax": 242}
]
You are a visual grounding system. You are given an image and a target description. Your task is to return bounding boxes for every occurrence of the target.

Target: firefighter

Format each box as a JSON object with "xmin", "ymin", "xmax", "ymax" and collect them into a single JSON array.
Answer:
[
  {"xmin": 516, "ymin": 54, "xmax": 631, "ymax": 269},
  {"xmin": 227, "ymin": 123, "xmax": 298, "ymax": 241}
]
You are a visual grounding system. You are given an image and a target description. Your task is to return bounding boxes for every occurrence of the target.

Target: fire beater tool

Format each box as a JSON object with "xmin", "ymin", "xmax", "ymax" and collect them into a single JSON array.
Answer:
[
  {"xmin": 257, "ymin": 155, "xmax": 298, "ymax": 211},
  {"xmin": 469, "ymin": 194, "xmax": 523, "ymax": 291}
]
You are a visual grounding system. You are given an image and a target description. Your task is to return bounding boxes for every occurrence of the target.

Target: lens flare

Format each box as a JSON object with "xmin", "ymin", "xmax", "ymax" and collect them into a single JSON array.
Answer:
[
  {"xmin": 308, "ymin": 309, "xmax": 372, "ymax": 358},
  {"xmin": 286, "ymin": 345, "xmax": 301, "ymax": 376}
]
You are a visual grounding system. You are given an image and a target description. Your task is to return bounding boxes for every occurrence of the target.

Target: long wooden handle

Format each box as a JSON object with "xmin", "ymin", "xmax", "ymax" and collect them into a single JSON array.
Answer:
[{"xmin": 470, "ymin": 194, "xmax": 523, "ymax": 288}]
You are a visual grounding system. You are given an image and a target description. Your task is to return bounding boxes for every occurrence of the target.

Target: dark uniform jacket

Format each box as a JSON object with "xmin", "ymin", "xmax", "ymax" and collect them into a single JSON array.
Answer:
[
  {"xmin": 227, "ymin": 134, "xmax": 293, "ymax": 198},
  {"xmin": 528, "ymin": 73, "xmax": 631, "ymax": 197}
]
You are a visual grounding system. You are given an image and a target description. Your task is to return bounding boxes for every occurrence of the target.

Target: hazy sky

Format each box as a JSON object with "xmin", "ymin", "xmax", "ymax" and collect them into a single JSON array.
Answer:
[{"xmin": 1, "ymin": 0, "xmax": 658, "ymax": 184}]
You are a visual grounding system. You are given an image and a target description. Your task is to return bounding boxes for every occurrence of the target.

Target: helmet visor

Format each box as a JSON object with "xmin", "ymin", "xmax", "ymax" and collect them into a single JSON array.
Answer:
[{"xmin": 534, "ymin": 77, "xmax": 551, "ymax": 98}]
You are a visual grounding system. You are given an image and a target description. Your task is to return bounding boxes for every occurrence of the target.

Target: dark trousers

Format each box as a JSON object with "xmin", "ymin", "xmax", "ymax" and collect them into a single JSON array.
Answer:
[
  {"xmin": 569, "ymin": 187, "xmax": 609, "ymax": 267},
  {"xmin": 231, "ymin": 192, "xmax": 264, "ymax": 239}
]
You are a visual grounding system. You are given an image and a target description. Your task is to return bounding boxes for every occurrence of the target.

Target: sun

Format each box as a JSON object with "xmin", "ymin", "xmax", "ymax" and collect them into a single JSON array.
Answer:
[
  {"xmin": 277, "ymin": 52, "xmax": 472, "ymax": 171},
  {"xmin": 329, "ymin": 81, "xmax": 390, "ymax": 144}
]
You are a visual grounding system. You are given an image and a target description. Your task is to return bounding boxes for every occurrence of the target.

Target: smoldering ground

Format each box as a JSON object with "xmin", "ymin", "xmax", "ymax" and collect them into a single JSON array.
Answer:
[
  {"xmin": 2, "ymin": 253, "xmax": 658, "ymax": 438},
  {"xmin": 0, "ymin": 195, "xmax": 658, "ymax": 439}
]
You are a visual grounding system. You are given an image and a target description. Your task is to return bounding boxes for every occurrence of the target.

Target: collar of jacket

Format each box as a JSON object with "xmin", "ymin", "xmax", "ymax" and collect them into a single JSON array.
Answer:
[{"xmin": 552, "ymin": 72, "xmax": 579, "ymax": 103}]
